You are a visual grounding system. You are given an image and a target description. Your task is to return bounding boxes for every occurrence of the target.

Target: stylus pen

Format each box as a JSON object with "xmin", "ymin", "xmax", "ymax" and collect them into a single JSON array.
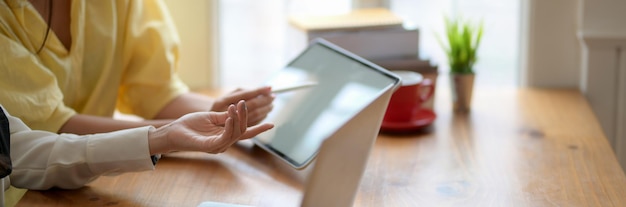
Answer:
[{"xmin": 271, "ymin": 82, "xmax": 318, "ymax": 94}]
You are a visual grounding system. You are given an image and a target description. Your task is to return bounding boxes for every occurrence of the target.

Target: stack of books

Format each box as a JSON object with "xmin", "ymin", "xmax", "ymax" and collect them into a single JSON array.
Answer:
[
  {"xmin": 288, "ymin": 8, "xmax": 417, "ymax": 60},
  {"xmin": 287, "ymin": 8, "xmax": 439, "ymax": 109}
]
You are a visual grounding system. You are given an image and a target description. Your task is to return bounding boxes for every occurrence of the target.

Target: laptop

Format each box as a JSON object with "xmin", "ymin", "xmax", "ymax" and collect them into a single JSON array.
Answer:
[{"xmin": 201, "ymin": 38, "xmax": 400, "ymax": 207}]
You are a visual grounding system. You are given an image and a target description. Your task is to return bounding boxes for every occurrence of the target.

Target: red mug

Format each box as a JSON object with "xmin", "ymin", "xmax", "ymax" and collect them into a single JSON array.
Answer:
[{"xmin": 383, "ymin": 71, "xmax": 434, "ymax": 123}]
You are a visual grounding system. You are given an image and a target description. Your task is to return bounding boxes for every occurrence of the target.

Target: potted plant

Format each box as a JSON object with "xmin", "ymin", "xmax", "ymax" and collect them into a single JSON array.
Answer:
[{"xmin": 437, "ymin": 16, "xmax": 484, "ymax": 112}]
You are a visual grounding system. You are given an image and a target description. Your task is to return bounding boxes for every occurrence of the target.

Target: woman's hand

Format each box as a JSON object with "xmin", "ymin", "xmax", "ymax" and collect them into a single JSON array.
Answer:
[
  {"xmin": 212, "ymin": 86, "xmax": 275, "ymax": 126},
  {"xmin": 148, "ymin": 100, "xmax": 274, "ymax": 154}
]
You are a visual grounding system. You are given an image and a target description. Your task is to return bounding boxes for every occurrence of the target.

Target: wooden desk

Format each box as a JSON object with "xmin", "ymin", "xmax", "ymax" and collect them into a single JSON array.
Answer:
[{"xmin": 16, "ymin": 88, "xmax": 626, "ymax": 206}]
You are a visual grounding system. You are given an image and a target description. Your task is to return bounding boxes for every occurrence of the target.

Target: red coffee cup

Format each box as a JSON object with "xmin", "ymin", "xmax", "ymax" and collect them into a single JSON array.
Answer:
[{"xmin": 383, "ymin": 71, "xmax": 434, "ymax": 123}]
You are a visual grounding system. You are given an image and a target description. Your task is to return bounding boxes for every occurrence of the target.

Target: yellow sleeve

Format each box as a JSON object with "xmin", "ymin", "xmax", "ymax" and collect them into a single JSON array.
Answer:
[
  {"xmin": 117, "ymin": 0, "xmax": 190, "ymax": 118},
  {"xmin": 0, "ymin": 35, "xmax": 76, "ymax": 132}
]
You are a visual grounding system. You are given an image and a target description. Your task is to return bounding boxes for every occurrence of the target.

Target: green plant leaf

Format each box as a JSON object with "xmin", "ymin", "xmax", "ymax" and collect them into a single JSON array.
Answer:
[{"xmin": 437, "ymin": 15, "xmax": 484, "ymax": 74}]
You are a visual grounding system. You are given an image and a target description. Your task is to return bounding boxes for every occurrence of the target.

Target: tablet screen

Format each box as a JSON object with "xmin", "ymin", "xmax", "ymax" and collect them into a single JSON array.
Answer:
[{"xmin": 253, "ymin": 39, "xmax": 399, "ymax": 169}]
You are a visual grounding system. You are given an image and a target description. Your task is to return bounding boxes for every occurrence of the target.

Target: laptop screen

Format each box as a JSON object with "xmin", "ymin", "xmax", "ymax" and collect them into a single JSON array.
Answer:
[{"xmin": 253, "ymin": 39, "xmax": 400, "ymax": 169}]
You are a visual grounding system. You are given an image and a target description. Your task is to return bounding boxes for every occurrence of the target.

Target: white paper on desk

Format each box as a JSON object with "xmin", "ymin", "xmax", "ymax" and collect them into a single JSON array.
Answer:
[{"xmin": 198, "ymin": 201, "xmax": 254, "ymax": 207}]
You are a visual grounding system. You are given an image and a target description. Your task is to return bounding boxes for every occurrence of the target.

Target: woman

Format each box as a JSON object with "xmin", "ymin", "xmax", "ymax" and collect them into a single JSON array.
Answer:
[{"xmin": 0, "ymin": 0, "xmax": 275, "ymax": 134}]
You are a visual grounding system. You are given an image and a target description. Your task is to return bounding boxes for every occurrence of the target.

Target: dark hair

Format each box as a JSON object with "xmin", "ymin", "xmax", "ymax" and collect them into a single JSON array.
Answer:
[{"xmin": 36, "ymin": 0, "xmax": 53, "ymax": 54}]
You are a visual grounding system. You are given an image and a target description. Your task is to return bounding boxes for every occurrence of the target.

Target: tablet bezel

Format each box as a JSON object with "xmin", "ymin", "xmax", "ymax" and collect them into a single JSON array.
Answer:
[{"xmin": 252, "ymin": 38, "xmax": 401, "ymax": 169}]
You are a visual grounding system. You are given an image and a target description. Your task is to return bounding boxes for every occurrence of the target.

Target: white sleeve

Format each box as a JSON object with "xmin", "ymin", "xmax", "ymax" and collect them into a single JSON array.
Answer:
[{"xmin": 3, "ymin": 107, "xmax": 155, "ymax": 190}]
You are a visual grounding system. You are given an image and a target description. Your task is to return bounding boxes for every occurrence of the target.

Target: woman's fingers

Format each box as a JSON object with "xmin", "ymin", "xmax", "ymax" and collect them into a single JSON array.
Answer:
[
  {"xmin": 218, "ymin": 116, "xmax": 234, "ymax": 153},
  {"xmin": 204, "ymin": 101, "xmax": 274, "ymax": 153},
  {"xmin": 240, "ymin": 123, "xmax": 275, "ymax": 140},
  {"xmin": 237, "ymin": 100, "xmax": 247, "ymax": 134},
  {"xmin": 222, "ymin": 86, "xmax": 272, "ymax": 105},
  {"xmin": 247, "ymin": 104, "xmax": 273, "ymax": 126},
  {"xmin": 245, "ymin": 93, "xmax": 274, "ymax": 110},
  {"xmin": 240, "ymin": 93, "xmax": 274, "ymax": 126},
  {"xmin": 209, "ymin": 110, "xmax": 231, "ymax": 126},
  {"xmin": 227, "ymin": 104, "xmax": 241, "ymax": 138}
]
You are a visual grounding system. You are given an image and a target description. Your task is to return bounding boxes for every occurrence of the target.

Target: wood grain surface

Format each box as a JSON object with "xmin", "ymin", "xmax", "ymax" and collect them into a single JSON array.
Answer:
[{"xmin": 17, "ymin": 88, "xmax": 626, "ymax": 207}]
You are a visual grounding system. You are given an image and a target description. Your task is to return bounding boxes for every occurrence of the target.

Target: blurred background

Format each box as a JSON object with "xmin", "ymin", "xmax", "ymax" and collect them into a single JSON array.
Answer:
[
  {"xmin": 216, "ymin": 0, "xmax": 519, "ymax": 89},
  {"xmin": 164, "ymin": 0, "xmax": 626, "ymax": 171}
]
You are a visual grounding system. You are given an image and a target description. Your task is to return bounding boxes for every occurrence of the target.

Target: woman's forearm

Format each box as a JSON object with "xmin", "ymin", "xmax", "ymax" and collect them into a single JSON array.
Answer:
[
  {"xmin": 58, "ymin": 93, "xmax": 215, "ymax": 135},
  {"xmin": 154, "ymin": 93, "xmax": 215, "ymax": 119},
  {"xmin": 59, "ymin": 114, "xmax": 173, "ymax": 135}
]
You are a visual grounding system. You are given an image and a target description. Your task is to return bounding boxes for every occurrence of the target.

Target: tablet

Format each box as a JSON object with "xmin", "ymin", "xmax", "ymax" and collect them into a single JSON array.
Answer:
[{"xmin": 253, "ymin": 38, "xmax": 400, "ymax": 169}]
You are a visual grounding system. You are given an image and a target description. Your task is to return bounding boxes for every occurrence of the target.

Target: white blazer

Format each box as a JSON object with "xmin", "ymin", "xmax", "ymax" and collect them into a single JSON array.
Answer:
[{"xmin": 1, "ymin": 106, "xmax": 155, "ymax": 191}]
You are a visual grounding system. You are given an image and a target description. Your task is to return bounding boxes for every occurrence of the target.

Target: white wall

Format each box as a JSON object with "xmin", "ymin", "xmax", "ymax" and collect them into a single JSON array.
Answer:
[
  {"xmin": 163, "ymin": 0, "xmax": 219, "ymax": 89},
  {"xmin": 579, "ymin": 0, "xmax": 626, "ymax": 171},
  {"xmin": 581, "ymin": 0, "xmax": 626, "ymax": 35},
  {"xmin": 521, "ymin": 0, "xmax": 580, "ymax": 88}
]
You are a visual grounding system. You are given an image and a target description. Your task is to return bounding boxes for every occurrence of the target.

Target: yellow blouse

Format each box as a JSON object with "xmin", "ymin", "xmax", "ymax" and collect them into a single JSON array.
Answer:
[{"xmin": 0, "ymin": 0, "xmax": 189, "ymax": 132}]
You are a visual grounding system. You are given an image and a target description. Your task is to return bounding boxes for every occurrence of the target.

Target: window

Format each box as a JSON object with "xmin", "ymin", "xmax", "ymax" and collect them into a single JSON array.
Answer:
[{"xmin": 218, "ymin": 0, "xmax": 520, "ymax": 89}]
